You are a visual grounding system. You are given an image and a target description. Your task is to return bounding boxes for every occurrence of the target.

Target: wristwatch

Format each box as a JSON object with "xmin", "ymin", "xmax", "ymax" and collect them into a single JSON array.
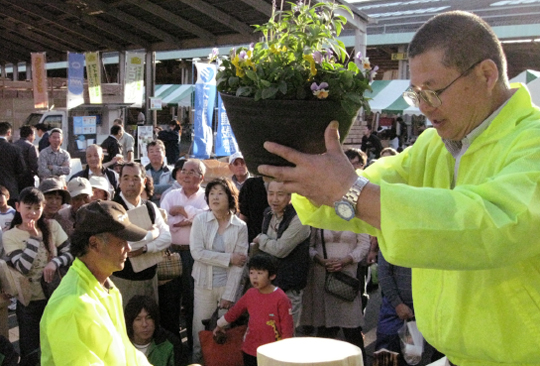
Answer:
[{"xmin": 334, "ymin": 176, "xmax": 369, "ymax": 221}]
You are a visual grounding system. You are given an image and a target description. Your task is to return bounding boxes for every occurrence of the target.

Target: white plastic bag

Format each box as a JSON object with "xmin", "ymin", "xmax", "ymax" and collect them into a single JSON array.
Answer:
[{"xmin": 398, "ymin": 320, "xmax": 424, "ymax": 365}]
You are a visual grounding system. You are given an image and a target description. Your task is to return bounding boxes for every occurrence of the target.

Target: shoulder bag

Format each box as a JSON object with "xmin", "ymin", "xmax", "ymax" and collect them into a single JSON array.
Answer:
[
  {"xmin": 157, "ymin": 249, "xmax": 182, "ymax": 283},
  {"xmin": 321, "ymin": 229, "xmax": 360, "ymax": 302}
]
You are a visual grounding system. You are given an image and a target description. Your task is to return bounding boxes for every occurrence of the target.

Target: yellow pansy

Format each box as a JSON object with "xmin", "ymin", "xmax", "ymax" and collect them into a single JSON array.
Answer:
[
  {"xmin": 303, "ymin": 54, "xmax": 317, "ymax": 76},
  {"xmin": 231, "ymin": 55, "xmax": 245, "ymax": 77}
]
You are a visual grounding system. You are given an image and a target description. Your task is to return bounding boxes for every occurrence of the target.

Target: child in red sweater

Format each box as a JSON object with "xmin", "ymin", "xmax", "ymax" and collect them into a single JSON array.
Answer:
[{"xmin": 213, "ymin": 253, "xmax": 294, "ymax": 366}]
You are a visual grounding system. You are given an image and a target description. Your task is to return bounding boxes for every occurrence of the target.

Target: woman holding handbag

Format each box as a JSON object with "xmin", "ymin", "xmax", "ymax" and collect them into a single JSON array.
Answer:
[
  {"xmin": 189, "ymin": 177, "xmax": 249, "ymax": 363},
  {"xmin": 300, "ymin": 228, "xmax": 370, "ymax": 363},
  {"xmin": 3, "ymin": 187, "xmax": 72, "ymax": 366}
]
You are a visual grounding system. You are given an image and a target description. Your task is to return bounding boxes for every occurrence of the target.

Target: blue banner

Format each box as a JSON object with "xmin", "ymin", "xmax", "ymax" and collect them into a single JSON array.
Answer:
[
  {"xmin": 193, "ymin": 63, "xmax": 216, "ymax": 159},
  {"xmin": 67, "ymin": 52, "xmax": 85, "ymax": 109},
  {"xmin": 215, "ymin": 94, "xmax": 239, "ymax": 156}
]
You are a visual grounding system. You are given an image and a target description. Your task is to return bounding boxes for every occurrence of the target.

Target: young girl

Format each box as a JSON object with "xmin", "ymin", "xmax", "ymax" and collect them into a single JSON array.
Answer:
[
  {"xmin": 213, "ymin": 254, "xmax": 294, "ymax": 366},
  {"xmin": 3, "ymin": 187, "xmax": 72, "ymax": 365}
]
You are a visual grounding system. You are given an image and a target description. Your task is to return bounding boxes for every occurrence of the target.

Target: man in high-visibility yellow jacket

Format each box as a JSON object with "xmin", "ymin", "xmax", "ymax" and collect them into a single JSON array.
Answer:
[
  {"xmin": 40, "ymin": 201, "xmax": 152, "ymax": 365},
  {"xmin": 259, "ymin": 11, "xmax": 540, "ymax": 366}
]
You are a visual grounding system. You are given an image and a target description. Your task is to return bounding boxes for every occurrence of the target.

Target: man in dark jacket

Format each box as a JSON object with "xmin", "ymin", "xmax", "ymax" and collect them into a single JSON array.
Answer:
[
  {"xmin": 361, "ymin": 124, "xmax": 383, "ymax": 160},
  {"xmin": 253, "ymin": 180, "xmax": 310, "ymax": 329},
  {"xmin": 14, "ymin": 125, "xmax": 39, "ymax": 191},
  {"xmin": 101, "ymin": 125, "xmax": 124, "ymax": 167},
  {"xmin": 0, "ymin": 122, "xmax": 26, "ymax": 205},
  {"xmin": 35, "ymin": 123, "xmax": 50, "ymax": 152}
]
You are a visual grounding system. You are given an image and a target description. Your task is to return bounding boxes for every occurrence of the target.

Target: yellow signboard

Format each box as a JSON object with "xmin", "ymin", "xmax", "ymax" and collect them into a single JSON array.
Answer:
[{"xmin": 391, "ymin": 53, "xmax": 408, "ymax": 61}]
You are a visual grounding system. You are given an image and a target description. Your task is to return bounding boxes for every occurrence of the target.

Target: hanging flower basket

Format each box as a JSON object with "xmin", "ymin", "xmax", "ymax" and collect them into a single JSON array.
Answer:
[
  {"xmin": 211, "ymin": 1, "xmax": 375, "ymax": 173},
  {"xmin": 220, "ymin": 93, "xmax": 359, "ymax": 174}
]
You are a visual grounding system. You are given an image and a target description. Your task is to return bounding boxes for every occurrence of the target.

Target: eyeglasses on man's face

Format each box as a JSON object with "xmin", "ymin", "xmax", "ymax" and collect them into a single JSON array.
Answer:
[
  {"xmin": 180, "ymin": 169, "xmax": 200, "ymax": 176},
  {"xmin": 403, "ymin": 59, "xmax": 485, "ymax": 109}
]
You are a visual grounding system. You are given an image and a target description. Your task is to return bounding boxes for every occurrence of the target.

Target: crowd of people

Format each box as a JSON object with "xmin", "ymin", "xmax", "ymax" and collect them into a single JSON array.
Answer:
[
  {"xmin": 0, "ymin": 117, "xmax": 402, "ymax": 366},
  {"xmin": 0, "ymin": 9, "xmax": 538, "ymax": 366}
]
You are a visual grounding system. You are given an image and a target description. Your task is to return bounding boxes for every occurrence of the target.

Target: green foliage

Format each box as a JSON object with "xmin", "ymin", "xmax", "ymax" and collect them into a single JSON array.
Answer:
[{"xmin": 216, "ymin": 1, "xmax": 374, "ymax": 113}]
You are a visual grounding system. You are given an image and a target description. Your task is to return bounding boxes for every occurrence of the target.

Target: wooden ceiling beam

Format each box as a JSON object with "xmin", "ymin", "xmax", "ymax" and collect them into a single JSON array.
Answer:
[
  {"xmin": 0, "ymin": 6, "xmax": 96, "ymax": 51},
  {"xmin": 0, "ymin": 18, "xmax": 68, "ymax": 53},
  {"xmin": 84, "ymin": 0, "xmax": 197, "ymax": 47},
  {"xmin": 4, "ymin": 0, "xmax": 122, "ymax": 51},
  {"xmin": 237, "ymin": 0, "xmax": 273, "ymax": 17},
  {"xmin": 174, "ymin": 0, "xmax": 255, "ymax": 37},
  {"xmin": 0, "ymin": 31, "xmax": 63, "ymax": 58},
  {"xmin": 46, "ymin": 0, "xmax": 151, "ymax": 50}
]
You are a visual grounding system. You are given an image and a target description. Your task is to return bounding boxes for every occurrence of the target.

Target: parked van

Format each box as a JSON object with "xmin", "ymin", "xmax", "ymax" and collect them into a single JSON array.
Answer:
[{"xmin": 24, "ymin": 103, "xmax": 132, "ymax": 163}]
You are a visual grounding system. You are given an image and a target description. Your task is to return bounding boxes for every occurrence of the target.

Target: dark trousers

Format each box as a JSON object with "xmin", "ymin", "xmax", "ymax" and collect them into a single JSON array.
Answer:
[
  {"xmin": 0, "ymin": 335, "xmax": 19, "ymax": 366},
  {"xmin": 180, "ymin": 250, "xmax": 195, "ymax": 351},
  {"xmin": 16, "ymin": 299, "xmax": 47, "ymax": 366},
  {"xmin": 158, "ymin": 277, "xmax": 181, "ymax": 338},
  {"xmin": 243, "ymin": 351, "xmax": 258, "ymax": 366},
  {"xmin": 317, "ymin": 326, "xmax": 366, "ymax": 366}
]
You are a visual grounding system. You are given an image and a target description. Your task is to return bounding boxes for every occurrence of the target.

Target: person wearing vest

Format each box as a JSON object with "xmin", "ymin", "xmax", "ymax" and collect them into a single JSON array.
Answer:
[
  {"xmin": 111, "ymin": 162, "xmax": 171, "ymax": 305},
  {"xmin": 253, "ymin": 180, "xmax": 311, "ymax": 330},
  {"xmin": 71, "ymin": 144, "xmax": 119, "ymax": 199}
]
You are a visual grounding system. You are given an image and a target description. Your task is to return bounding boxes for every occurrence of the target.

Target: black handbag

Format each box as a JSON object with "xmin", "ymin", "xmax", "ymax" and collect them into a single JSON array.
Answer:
[{"xmin": 321, "ymin": 229, "xmax": 360, "ymax": 302}]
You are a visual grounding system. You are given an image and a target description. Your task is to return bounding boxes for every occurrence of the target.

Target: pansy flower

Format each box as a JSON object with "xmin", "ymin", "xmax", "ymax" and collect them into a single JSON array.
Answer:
[{"xmin": 311, "ymin": 82, "xmax": 329, "ymax": 99}]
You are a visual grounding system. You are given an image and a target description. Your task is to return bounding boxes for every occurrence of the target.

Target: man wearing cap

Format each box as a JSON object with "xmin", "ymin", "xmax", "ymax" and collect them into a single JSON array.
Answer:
[
  {"xmin": 229, "ymin": 151, "xmax": 250, "ymax": 191},
  {"xmin": 37, "ymin": 128, "xmax": 71, "ymax": 180},
  {"xmin": 57, "ymin": 177, "xmax": 93, "ymax": 237},
  {"xmin": 89, "ymin": 175, "xmax": 112, "ymax": 201},
  {"xmin": 38, "ymin": 178, "xmax": 72, "ymax": 232},
  {"xmin": 40, "ymin": 200, "xmax": 152, "ymax": 365}
]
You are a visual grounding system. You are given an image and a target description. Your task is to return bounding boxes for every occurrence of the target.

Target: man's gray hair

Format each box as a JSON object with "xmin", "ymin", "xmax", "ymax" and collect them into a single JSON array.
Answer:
[{"xmin": 186, "ymin": 158, "xmax": 207, "ymax": 177}]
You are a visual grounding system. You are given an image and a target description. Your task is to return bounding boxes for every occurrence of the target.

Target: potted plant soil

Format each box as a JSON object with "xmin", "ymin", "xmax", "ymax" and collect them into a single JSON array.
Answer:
[{"xmin": 214, "ymin": 1, "xmax": 376, "ymax": 173}]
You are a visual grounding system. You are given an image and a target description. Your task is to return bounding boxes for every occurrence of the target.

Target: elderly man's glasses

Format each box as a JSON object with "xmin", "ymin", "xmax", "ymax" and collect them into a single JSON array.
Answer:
[
  {"xmin": 403, "ymin": 59, "xmax": 484, "ymax": 108},
  {"xmin": 180, "ymin": 169, "xmax": 200, "ymax": 176}
]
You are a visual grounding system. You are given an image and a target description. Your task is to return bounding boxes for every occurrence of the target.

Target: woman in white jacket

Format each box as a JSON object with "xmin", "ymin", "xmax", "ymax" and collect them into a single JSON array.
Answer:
[{"xmin": 189, "ymin": 177, "xmax": 248, "ymax": 362}]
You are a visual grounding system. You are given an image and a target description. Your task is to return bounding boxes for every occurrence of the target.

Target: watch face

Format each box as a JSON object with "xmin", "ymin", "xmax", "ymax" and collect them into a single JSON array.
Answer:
[{"xmin": 335, "ymin": 201, "xmax": 354, "ymax": 221}]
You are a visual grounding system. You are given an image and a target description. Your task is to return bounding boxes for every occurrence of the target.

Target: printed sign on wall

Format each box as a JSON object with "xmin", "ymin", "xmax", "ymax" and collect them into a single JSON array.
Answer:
[
  {"xmin": 124, "ymin": 52, "xmax": 145, "ymax": 108},
  {"xmin": 67, "ymin": 52, "xmax": 85, "ymax": 110},
  {"xmin": 193, "ymin": 63, "xmax": 216, "ymax": 159},
  {"xmin": 85, "ymin": 52, "xmax": 102, "ymax": 104},
  {"xmin": 31, "ymin": 52, "xmax": 48, "ymax": 109}
]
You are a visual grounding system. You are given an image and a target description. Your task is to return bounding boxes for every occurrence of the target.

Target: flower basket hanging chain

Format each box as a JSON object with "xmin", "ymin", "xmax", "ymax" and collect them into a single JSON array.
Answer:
[{"xmin": 216, "ymin": 1, "xmax": 375, "ymax": 116}]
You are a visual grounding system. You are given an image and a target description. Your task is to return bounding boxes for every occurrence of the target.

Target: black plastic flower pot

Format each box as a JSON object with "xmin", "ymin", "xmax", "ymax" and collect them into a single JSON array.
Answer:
[{"xmin": 220, "ymin": 93, "xmax": 359, "ymax": 175}]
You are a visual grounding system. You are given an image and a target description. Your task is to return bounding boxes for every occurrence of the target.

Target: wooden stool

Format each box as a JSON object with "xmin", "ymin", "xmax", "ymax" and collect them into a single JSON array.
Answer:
[{"xmin": 257, "ymin": 337, "xmax": 364, "ymax": 366}]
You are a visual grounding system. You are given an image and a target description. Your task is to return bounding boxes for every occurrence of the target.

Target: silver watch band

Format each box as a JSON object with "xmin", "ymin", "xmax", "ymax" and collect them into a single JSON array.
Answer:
[{"xmin": 344, "ymin": 176, "xmax": 369, "ymax": 207}]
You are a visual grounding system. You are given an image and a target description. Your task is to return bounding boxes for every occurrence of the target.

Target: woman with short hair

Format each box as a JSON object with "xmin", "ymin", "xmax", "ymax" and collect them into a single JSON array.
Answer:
[{"xmin": 189, "ymin": 177, "xmax": 249, "ymax": 363}]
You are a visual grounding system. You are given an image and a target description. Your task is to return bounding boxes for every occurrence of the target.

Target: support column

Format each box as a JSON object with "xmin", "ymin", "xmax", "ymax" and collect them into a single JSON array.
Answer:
[
  {"xmin": 26, "ymin": 61, "xmax": 32, "ymax": 81},
  {"xmin": 118, "ymin": 51, "xmax": 126, "ymax": 85},
  {"xmin": 354, "ymin": 26, "xmax": 367, "ymax": 62},
  {"xmin": 398, "ymin": 45, "xmax": 409, "ymax": 80},
  {"xmin": 12, "ymin": 62, "xmax": 19, "ymax": 81},
  {"xmin": 145, "ymin": 50, "xmax": 156, "ymax": 126}
]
